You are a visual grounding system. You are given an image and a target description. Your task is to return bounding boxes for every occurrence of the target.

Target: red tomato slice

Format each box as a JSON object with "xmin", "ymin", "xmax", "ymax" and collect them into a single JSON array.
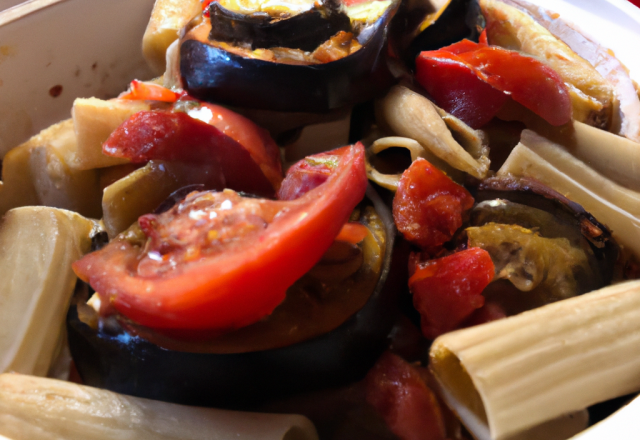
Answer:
[
  {"xmin": 365, "ymin": 352, "xmax": 447, "ymax": 440},
  {"xmin": 409, "ymin": 248, "xmax": 495, "ymax": 339},
  {"xmin": 416, "ymin": 54, "xmax": 508, "ymax": 129},
  {"xmin": 393, "ymin": 158, "xmax": 474, "ymax": 251},
  {"xmin": 416, "ymin": 40, "xmax": 572, "ymax": 128},
  {"xmin": 177, "ymin": 100, "xmax": 283, "ymax": 191},
  {"xmin": 73, "ymin": 144, "xmax": 367, "ymax": 335},
  {"xmin": 103, "ymin": 110, "xmax": 280, "ymax": 197}
]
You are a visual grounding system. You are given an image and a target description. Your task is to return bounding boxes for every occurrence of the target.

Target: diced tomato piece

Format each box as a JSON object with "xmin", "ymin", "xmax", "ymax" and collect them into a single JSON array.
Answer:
[
  {"xmin": 73, "ymin": 144, "xmax": 367, "ymax": 335},
  {"xmin": 277, "ymin": 147, "xmax": 347, "ymax": 200},
  {"xmin": 202, "ymin": 0, "xmax": 214, "ymax": 16},
  {"xmin": 365, "ymin": 352, "xmax": 447, "ymax": 440},
  {"xmin": 393, "ymin": 158, "xmax": 474, "ymax": 250},
  {"xmin": 103, "ymin": 110, "xmax": 279, "ymax": 197},
  {"xmin": 119, "ymin": 80, "xmax": 180, "ymax": 103},
  {"xmin": 335, "ymin": 222, "xmax": 369, "ymax": 244},
  {"xmin": 409, "ymin": 247, "xmax": 495, "ymax": 339},
  {"xmin": 416, "ymin": 40, "xmax": 572, "ymax": 128}
]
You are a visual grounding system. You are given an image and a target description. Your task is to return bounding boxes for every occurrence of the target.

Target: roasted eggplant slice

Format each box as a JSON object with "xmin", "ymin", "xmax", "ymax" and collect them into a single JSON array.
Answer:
[
  {"xmin": 465, "ymin": 176, "xmax": 618, "ymax": 314},
  {"xmin": 180, "ymin": 0, "xmax": 398, "ymax": 111},
  {"xmin": 209, "ymin": 0, "xmax": 351, "ymax": 51},
  {"xmin": 402, "ymin": 0, "xmax": 477, "ymax": 67},
  {"xmin": 68, "ymin": 187, "xmax": 405, "ymax": 408}
]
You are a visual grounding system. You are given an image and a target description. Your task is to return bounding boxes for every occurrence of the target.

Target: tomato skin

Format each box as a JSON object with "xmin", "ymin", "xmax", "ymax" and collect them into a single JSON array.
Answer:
[
  {"xmin": 103, "ymin": 110, "xmax": 278, "ymax": 197},
  {"xmin": 479, "ymin": 29, "xmax": 489, "ymax": 45},
  {"xmin": 182, "ymin": 101, "xmax": 283, "ymax": 191},
  {"xmin": 462, "ymin": 301, "xmax": 506, "ymax": 328},
  {"xmin": 409, "ymin": 248, "xmax": 495, "ymax": 339},
  {"xmin": 393, "ymin": 158, "xmax": 474, "ymax": 250},
  {"xmin": 73, "ymin": 144, "xmax": 367, "ymax": 334},
  {"xmin": 458, "ymin": 46, "xmax": 572, "ymax": 126},
  {"xmin": 365, "ymin": 352, "xmax": 447, "ymax": 440},
  {"xmin": 416, "ymin": 40, "xmax": 572, "ymax": 128},
  {"xmin": 416, "ymin": 54, "xmax": 508, "ymax": 129}
]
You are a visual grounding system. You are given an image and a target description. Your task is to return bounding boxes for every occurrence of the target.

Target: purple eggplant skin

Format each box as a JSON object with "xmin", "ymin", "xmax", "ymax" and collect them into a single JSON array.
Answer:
[
  {"xmin": 180, "ymin": 4, "xmax": 398, "ymax": 112},
  {"xmin": 67, "ymin": 188, "xmax": 407, "ymax": 409},
  {"xmin": 390, "ymin": 0, "xmax": 477, "ymax": 68},
  {"xmin": 208, "ymin": 2, "xmax": 351, "ymax": 52}
]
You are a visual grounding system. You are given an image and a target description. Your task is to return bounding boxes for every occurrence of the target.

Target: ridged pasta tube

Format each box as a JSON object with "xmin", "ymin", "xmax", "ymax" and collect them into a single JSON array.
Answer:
[
  {"xmin": 0, "ymin": 374, "xmax": 319, "ymax": 440},
  {"xmin": 430, "ymin": 280, "xmax": 640, "ymax": 440}
]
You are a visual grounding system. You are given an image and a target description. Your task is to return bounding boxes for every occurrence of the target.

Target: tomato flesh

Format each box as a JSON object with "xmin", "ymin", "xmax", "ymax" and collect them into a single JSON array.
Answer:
[
  {"xmin": 409, "ymin": 248, "xmax": 495, "ymax": 339},
  {"xmin": 277, "ymin": 147, "xmax": 346, "ymax": 200},
  {"xmin": 73, "ymin": 144, "xmax": 367, "ymax": 335},
  {"xmin": 416, "ymin": 40, "xmax": 572, "ymax": 128},
  {"xmin": 103, "ymin": 110, "xmax": 279, "ymax": 197},
  {"xmin": 393, "ymin": 158, "xmax": 474, "ymax": 251},
  {"xmin": 365, "ymin": 352, "xmax": 447, "ymax": 440}
]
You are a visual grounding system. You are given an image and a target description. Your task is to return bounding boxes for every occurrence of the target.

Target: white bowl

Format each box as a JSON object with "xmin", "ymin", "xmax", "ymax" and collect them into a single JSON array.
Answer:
[
  {"xmin": 0, "ymin": 0, "xmax": 155, "ymax": 157},
  {"xmin": 0, "ymin": 0, "xmax": 639, "ymax": 439}
]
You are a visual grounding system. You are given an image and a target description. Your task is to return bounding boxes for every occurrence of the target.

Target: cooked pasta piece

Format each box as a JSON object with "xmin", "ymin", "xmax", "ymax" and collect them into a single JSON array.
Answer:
[
  {"xmin": 376, "ymin": 85, "xmax": 490, "ymax": 179},
  {"xmin": 0, "ymin": 373, "xmax": 319, "ymax": 440},
  {"xmin": 0, "ymin": 207, "xmax": 95, "ymax": 377},
  {"xmin": 142, "ymin": 0, "xmax": 202, "ymax": 74},
  {"xmin": 430, "ymin": 280, "xmax": 640, "ymax": 440}
]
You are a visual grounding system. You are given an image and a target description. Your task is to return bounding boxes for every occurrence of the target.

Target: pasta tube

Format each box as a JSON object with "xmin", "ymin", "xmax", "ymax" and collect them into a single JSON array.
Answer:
[
  {"xmin": 0, "ymin": 207, "xmax": 95, "ymax": 377},
  {"xmin": 430, "ymin": 280, "xmax": 640, "ymax": 440},
  {"xmin": 0, "ymin": 373, "xmax": 319, "ymax": 440}
]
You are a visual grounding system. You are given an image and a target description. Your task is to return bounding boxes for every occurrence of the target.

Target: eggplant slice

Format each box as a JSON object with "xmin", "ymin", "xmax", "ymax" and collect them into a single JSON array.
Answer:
[
  {"xmin": 209, "ymin": 1, "xmax": 351, "ymax": 51},
  {"xmin": 67, "ymin": 186, "xmax": 404, "ymax": 408},
  {"xmin": 180, "ymin": 1, "xmax": 398, "ymax": 112},
  {"xmin": 465, "ymin": 176, "xmax": 619, "ymax": 315},
  {"xmin": 404, "ymin": 0, "xmax": 477, "ymax": 67}
]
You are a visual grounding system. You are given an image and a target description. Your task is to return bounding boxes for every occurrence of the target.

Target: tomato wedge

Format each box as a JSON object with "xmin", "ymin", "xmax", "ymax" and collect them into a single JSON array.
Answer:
[
  {"xmin": 103, "ymin": 108, "xmax": 281, "ymax": 197},
  {"xmin": 177, "ymin": 100, "xmax": 283, "ymax": 191},
  {"xmin": 416, "ymin": 39, "xmax": 572, "ymax": 128},
  {"xmin": 73, "ymin": 144, "xmax": 367, "ymax": 335}
]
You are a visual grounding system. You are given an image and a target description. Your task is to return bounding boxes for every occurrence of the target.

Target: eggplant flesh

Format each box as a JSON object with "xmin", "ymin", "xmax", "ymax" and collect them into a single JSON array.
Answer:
[
  {"xmin": 67, "ymin": 188, "xmax": 404, "ymax": 409},
  {"xmin": 466, "ymin": 176, "xmax": 618, "ymax": 315},
  {"xmin": 180, "ymin": 3, "xmax": 397, "ymax": 112},
  {"xmin": 209, "ymin": 2, "xmax": 351, "ymax": 51}
]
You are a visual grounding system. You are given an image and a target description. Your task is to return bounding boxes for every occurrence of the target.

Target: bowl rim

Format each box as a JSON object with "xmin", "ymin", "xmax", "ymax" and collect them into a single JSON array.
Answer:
[{"xmin": 0, "ymin": 0, "xmax": 69, "ymax": 26}]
